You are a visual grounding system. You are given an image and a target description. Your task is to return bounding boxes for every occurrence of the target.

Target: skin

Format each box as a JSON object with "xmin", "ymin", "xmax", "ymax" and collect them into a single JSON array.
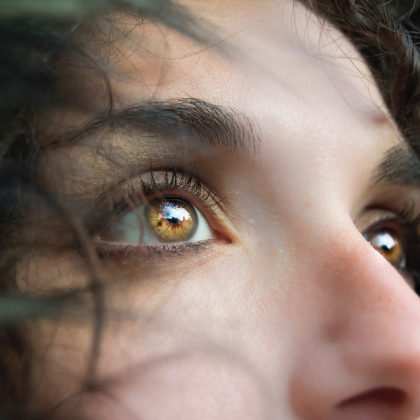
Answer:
[{"xmin": 23, "ymin": 0, "xmax": 420, "ymax": 419}]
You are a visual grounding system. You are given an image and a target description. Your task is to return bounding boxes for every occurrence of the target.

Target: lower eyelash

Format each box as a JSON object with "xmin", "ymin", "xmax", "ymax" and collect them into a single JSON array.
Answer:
[
  {"xmin": 145, "ymin": 240, "xmax": 214, "ymax": 255},
  {"xmin": 94, "ymin": 239, "xmax": 214, "ymax": 264}
]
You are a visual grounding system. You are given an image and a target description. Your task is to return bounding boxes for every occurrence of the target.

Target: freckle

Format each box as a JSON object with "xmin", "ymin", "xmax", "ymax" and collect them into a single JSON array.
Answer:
[{"xmin": 157, "ymin": 221, "xmax": 162, "ymax": 227}]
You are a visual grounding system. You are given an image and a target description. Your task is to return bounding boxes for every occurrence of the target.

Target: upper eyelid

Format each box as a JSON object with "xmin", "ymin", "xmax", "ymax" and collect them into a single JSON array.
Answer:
[
  {"xmin": 116, "ymin": 171, "xmax": 220, "ymax": 211},
  {"xmin": 96, "ymin": 168, "xmax": 216, "ymax": 204},
  {"xmin": 356, "ymin": 209, "xmax": 403, "ymax": 234},
  {"xmin": 85, "ymin": 169, "xmax": 223, "ymax": 235},
  {"xmin": 356, "ymin": 204, "xmax": 420, "ymax": 236}
]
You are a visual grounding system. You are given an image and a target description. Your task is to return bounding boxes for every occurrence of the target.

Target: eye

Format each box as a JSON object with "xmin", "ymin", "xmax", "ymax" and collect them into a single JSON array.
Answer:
[
  {"xmin": 363, "ymin": 229, "xmax": 405, "ymax": 269},
  {"xmin": 97, "ymin": 196, "xmax": 213, "ymax": 245},
  {"xmin": 362, "ymin": 219, "xmax": 420, "ymax": 292}
]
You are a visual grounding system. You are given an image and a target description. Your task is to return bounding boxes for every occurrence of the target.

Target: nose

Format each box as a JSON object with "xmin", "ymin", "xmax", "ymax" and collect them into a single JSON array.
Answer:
[{"xmin": 289, "ymin": 225, "xmax": 420, "ymax": 420}]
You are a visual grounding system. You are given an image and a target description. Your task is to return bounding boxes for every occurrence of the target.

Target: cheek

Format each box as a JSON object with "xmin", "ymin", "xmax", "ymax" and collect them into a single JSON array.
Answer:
[{"xmin": 50, "ymin": 351, "xmax": 267, "ymax": 420}]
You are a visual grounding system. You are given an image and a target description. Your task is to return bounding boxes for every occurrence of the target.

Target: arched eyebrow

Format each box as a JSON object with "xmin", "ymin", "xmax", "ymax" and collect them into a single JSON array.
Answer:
[
  {"xmin": 373, "ymin": 145, "xmax": 420, "ymax": 186},
  {"xmin": 44, "ymin": 98, "xmax": 260, "ymax": 156}
]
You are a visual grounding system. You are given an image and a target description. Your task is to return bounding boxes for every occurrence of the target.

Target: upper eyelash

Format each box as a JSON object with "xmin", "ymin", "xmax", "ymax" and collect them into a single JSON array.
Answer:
[
  {"xmin": 394, "ymin": 200, "xmax": 420, "ymax": 230},
  {"xmin": 366, "ymin": 199, "xmax": 420, "ymax": 234},
  {"xmin": 140, "ymin": 167, "xmax": 218, "ymax": 209},
  {"xmin": 85, "ymin": 167, "xmax": 221, "ymax": 235}
]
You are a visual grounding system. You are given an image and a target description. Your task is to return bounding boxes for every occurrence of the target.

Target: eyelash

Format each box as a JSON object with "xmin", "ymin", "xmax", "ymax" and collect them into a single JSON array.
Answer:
[
  {"xmin": 89, "ymin": 168, "xmax": 221, "ymax": 260},
  {"xmin": 88, "ymin": 169, "xmax": 420, "ymax": 280}
]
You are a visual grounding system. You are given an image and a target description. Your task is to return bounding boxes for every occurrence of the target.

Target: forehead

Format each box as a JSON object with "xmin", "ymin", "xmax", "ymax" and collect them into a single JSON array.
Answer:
[
  {"xmin": 67, "ymin": 0, "xmax": 386, "ymax": 113},
  {"xmin": 49, "ymin": 0, "xmax": 401, "ymax": 214}
]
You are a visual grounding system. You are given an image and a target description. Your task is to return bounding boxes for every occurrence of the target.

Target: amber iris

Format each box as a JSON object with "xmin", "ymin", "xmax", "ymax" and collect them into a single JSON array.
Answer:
[
  {"xmin": 366, "ymin": 230, "xmax": 405, "ymax": 268},
  {"xmin": 144, "ymin": 196, "xmax": 198, "ymax": 242}
]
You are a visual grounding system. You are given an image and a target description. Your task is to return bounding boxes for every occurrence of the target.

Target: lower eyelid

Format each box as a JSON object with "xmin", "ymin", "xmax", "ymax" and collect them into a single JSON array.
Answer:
[{"xmin": 94, "ymin": 239, "xmax": 215, "ymax": 265}]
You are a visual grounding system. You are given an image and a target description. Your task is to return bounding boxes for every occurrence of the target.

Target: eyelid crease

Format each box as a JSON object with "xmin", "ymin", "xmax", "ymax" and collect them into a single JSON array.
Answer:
[
  {"xmin": 357, "ymin": 199, "xmax": 420, "ymax": 235},
  {"xmin": 356, "ymin": 209, "xmax": 406, "ymax": 235}
]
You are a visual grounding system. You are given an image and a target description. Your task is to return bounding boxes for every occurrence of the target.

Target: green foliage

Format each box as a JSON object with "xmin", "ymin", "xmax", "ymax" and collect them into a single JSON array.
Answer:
[
  {"xmin": 0, "ymin": 295, "xmax": 66, "ymax": 324},
  {"xmin": 0, "ymin": 0, "xmax": 112, "ymax": 19}
]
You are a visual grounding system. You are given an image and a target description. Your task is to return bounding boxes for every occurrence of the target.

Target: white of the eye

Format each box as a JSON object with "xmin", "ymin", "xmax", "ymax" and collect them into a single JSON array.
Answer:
[
  {"xmin": 100, "ymin": 211, "xmax": 141, "ymax": 244},
  {"xmin": 183, "ymin": 207, "xmax": 212, "ymax": 243},
  {"xmin": 97, "ymin": 202, "xmax": 212, "ymax": 245}
]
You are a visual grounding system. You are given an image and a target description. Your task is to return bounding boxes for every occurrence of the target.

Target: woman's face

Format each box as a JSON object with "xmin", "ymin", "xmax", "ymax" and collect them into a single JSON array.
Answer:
[{"xmin": 27, "ymin": 0, "xmax": 420, "ymax": 419}]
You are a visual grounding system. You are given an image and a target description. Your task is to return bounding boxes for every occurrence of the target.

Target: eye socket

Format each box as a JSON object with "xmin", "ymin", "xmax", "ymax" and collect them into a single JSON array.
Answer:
[
  {"xmin": 96, "ymin": 196, "xmax": 213, "ymax": 245},
  {"xmin": 363, "ymin": 229, "xmax": 406, "ymax": 269}
]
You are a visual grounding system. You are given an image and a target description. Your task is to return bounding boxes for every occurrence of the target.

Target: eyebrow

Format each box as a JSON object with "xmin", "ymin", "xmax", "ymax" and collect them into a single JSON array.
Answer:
[
  {"xmin": 374, "ymin": 145, "xmax": 420, "ymax": 185},
  {"xmin": 45, "ymin": 98, "xmax": 260, "ymax": 156}
]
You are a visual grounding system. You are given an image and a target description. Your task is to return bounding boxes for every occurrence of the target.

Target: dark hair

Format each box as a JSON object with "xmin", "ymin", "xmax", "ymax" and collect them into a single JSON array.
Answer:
[
  {"xmin": 302, "ymin": 0, "xmax": 420, "ymax": 157},
  {"xmin": 0, "ymin": 0, "xmax": 419, "ymax": 418}
]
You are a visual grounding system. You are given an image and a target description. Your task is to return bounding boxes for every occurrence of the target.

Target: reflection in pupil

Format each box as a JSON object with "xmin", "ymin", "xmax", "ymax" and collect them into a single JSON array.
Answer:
[
  {"xmin": 376, "ymin": 233, "xmax": 395, "ymax": 253},
  {"xmin": 367, "ymin": 230, "xmax": 404, "ymax": 268},
  {"xmin": 145, "ymin": 197, "xmax": 198, "ymax": 242},
  {"xmin": 162, "ymin": 204, "xmax": 190, "ymax": 226}
]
